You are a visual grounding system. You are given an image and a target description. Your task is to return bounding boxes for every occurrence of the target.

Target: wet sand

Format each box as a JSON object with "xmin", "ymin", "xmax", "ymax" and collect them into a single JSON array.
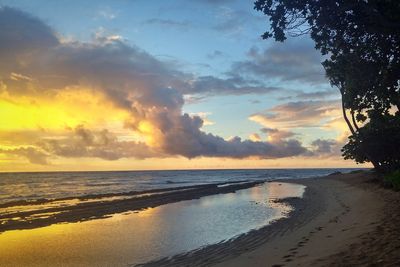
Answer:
[{"xmin": 138, "ymin": 171, "xmax": 400, "ymax": 267}]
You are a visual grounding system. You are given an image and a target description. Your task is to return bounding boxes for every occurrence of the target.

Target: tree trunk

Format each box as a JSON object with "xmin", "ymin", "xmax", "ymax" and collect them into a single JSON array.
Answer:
[
  {"xmin": 340, "ymin": 93, "xmax": 356, "ymax": 135},
  {"xmin": 351, "ymin": 111, "xmax": 360, "ymax": 131},
  {"xmin": 339, "ymin": 89, "xmax": 381, "ymax": 171},
  {"xmin": 370, "ymin": 158, "xmax": 382, "ymax": 172}
]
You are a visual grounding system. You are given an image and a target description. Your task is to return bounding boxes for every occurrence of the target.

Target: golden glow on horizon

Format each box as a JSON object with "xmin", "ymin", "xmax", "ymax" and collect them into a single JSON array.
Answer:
[{"xmin": 0, "ymin": 155, "xmax": 364, "ymax": 173}]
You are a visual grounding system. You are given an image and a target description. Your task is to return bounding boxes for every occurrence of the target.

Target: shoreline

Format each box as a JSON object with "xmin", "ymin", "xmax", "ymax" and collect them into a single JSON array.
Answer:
[{"xmin": 137, "ymin": 171, "xmax": 400, "ymax": 267}]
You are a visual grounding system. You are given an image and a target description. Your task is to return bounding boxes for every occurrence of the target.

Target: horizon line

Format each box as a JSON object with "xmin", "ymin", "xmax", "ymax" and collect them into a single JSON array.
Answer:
[{"xmin": 0, "ymin": 167, "xmax": 369, "ymax": 174}]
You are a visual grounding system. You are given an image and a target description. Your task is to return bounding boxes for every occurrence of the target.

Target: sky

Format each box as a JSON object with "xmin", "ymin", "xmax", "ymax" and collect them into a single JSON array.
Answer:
[{"xmin": 0, "ymin": 0, "xmax": 363, "ymax": 172}]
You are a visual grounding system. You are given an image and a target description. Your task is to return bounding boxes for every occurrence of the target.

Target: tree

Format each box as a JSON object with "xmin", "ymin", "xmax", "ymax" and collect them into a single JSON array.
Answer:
[
  {"xmin": 255, "ymin": 0, "xmax": 400, "ymax": 172},
  {"xmin": 342, "ymin": 113, "xmax": 400, "ymax": 172}
]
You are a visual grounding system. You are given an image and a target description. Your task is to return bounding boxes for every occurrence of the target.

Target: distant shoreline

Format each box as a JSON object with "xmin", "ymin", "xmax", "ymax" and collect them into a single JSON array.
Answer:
[{"xmin": 137, "ymin": 171, "xmax": 400, "ymax": 267}]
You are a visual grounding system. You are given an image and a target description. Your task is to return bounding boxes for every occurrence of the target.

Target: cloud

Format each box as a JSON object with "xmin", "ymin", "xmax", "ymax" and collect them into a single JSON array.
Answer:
[
  {"xmin": 213, "ymin": 7, "xmax": 244, "ymax": 33},
  {"xmin": 295, "ymin": 89, "xmax": 338, "ymax": 99},
  {"xmin": 278, "ymin": 89, "xmax": 339, "ymax": 101},
  {"xmin": 143, "ymin": 18, "xmax": 192, "ymax": 30},
  {"xmin": 211, "ymin": 6, "xmax": 264, "ymax": 38},
  {"xmin": 194, "ymin": 0, "xmax": 234, "ymax": 5},
  {"xmin": 250, "ymin": 99, "xmax": 261, "ymax": 104},
  {"xmin": 188, "ymin": 75, "xmax": 280, "ymax": 96},
  {"xmin": 250, "ymin": 100, "xmax": 342, "ymax": 129},
  {"xmin": 249, "ymin": 127, "xmax": 296, "ymax": 144},
  {"xmin": 206, "ymin": 50, "xmax": 224, "ymax": 59},
  {"xmin": 231, "ymin": 39, "xmax": 327, "ymax": 85},
  {"xmin": 0, "ymin": 7, "xmax": 279, "ymax": 100},
  {"xmin": 0, "ymin": 147, "xmax": 49, "ymax": 165},
  {"xmin": 249, "ymin": 99, "xmax": 350, "ymax": 158},
  {"xmin": 0, "ymin": 7, "xmax": 59, "ymax": 51},
  {"xmin": 0, "ymin": 6, "xmax": 311, "ymax": 163},
  {"xmin": 154, "ymin": 114, "xmax": 307, "ymax": 158},
  {"xmin": 188, "ymin": 112, "xmax": 215, "ymax": 126},
  {"xmin": 249, "ymin": 133, "xmax": 261, "ymax": 141},
  {"xmin": 308, "ymin": 137, "xmax": 350, "ymax": 158},
  {"xmin": 310, "ymin": 139, "xmax": 337, "ymax": 154},
  {"xmin": 260, "ymin": 127, "xmax": 296, "ymax": 142},
  {"xmin": 97, "ymin": 7, "xmax": 117, "ymax": 20},
  {"xmin": 38, "ymin": 125, "xmax": 160, "ymax": 160}
]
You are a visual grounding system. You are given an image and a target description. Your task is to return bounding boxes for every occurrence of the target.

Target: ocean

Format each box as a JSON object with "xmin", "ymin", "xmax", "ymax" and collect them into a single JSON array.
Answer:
[{"xmin": 0, "ymin": 168, "xmax": 359, "ymax": 204}]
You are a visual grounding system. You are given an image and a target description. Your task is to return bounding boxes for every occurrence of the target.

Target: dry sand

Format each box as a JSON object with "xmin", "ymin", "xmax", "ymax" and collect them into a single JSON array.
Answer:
[
  {"xmin": 215, "ymin": 172, "xmax": 392, "ymax": 267},
  {"xmin": 138, "ymin": 171, "xmax": 400, "ymax": 267}
]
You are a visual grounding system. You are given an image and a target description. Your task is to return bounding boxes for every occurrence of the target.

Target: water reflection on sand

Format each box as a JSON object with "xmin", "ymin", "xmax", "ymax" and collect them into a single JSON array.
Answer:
[{"xmin": 0, "ymin": 182, "xmax": 305, "ymax": 267}]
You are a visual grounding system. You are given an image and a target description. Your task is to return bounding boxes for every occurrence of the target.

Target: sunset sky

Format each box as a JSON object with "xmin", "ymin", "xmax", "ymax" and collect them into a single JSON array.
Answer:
[{"xmin": 0, "ymin": 0, "xmax": 362, "ymax": 172}]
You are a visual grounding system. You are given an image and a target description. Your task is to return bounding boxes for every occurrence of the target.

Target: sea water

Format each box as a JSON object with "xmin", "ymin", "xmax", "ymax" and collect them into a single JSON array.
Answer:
[{"xmin": 0, "ymin": 168, "xmax": 358, "ymax": 204}]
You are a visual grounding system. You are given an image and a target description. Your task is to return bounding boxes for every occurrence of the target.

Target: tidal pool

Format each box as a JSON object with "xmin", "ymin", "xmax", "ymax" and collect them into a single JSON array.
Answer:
[{"xmin": 0, "ymin": 182, "xmax": 305, "ymax": 267}]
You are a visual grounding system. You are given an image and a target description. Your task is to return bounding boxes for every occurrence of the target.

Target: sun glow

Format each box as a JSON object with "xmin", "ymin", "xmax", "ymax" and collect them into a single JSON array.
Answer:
[
  {"xmin": 137, "ymin": 121, "xmax": 157, "ymax": 145},
  {"xmin": 0, "ymin": 88, "xmax": 131, "ymax": 131}
]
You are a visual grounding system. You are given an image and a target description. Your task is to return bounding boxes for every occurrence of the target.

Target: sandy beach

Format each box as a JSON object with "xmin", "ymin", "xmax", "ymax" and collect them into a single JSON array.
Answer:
[
  {"xmin": 139, "ymin": 171, "xmax": 400, "ymax": 267},
  {"xmin": 1, "ymin": 170, "xmax": 399, "ymax": 266}
]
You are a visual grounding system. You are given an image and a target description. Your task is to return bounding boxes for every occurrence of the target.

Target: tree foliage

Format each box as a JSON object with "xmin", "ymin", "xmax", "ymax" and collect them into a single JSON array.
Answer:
[
  {"xmin": 343, "ymin": 113, "xmax": 400, "ymax": 172},
  {"xmin": 255, "ymin": 0, "xmax": 400, "ymax": 172}
]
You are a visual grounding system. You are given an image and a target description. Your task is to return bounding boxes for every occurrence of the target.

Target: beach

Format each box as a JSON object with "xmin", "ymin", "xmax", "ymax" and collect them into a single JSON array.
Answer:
[
  {"xmin": 140, "ymin": 171, "xmax": 400, "ymax": 267},
  {"xmin": 1, "ymin": 170, "xmax": 399, "ymax": 266},
  {"xmin": 214, "ymin": 171, "xmax": 391, "ymax": 267}
]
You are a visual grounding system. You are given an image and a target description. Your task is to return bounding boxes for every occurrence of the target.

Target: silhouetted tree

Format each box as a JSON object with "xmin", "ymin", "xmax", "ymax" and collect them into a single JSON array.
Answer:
[
  {"xmin": 343, "ymin": 113, "xmax": 400, "ymax": 172},
  {"xmin": 255, "ymin": 0, "xmax": 400, "ymax": 172}
]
